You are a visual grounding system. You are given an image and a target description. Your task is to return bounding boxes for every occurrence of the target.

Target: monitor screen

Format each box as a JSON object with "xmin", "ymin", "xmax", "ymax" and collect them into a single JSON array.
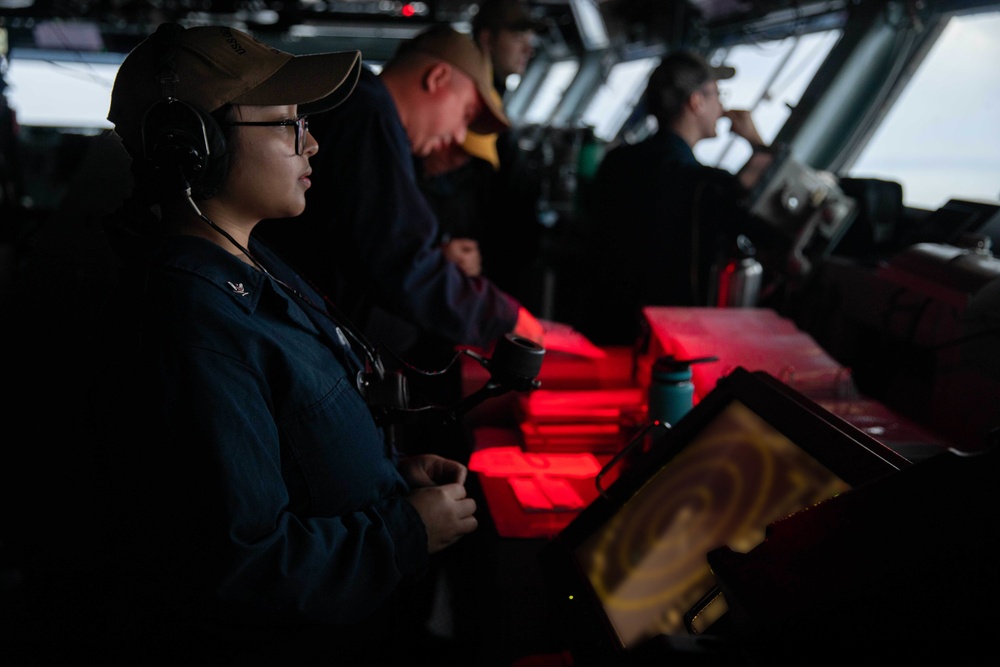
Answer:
[
  {"xmin": 539, "ymin": 367, "xmax": 909, "ymax": 663},
  {"xmin": 574, "ymin": 399, "xmax": 849, "ymax": 647}
]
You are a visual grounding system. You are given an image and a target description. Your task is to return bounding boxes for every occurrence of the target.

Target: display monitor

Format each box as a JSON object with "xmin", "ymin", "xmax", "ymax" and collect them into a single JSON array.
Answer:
[{"xmin": 539, "ymin": 367, "xmax": 909, "ymax": 665}]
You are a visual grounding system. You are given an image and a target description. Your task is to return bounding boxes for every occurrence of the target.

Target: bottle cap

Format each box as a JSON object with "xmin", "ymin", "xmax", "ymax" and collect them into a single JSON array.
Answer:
[{"xmin": 653, "ymin": 355, "xmax": 719, "ymax": 374}]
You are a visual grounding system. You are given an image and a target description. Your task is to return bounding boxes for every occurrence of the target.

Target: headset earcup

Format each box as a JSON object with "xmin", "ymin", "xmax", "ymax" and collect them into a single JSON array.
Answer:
[
  {"xmin": 196, "ymin": 111, "xmax": 228, "ymax": 200},
  {"xmin": 141, "ymin": 98, "xmax": 228, "ymax": 200}
]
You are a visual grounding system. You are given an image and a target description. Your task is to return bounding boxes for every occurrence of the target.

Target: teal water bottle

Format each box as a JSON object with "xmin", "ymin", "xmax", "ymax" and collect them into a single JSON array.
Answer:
[{"xmin": 648, "ymin": 355, "xmax": 719, "ymax": 426}]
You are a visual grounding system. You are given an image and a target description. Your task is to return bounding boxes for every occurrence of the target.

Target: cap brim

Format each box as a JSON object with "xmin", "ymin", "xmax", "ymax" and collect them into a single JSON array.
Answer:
[
  {"xmin": 462, "ymin": 130, "xmax": 501, "ymax": 169},
  {"xmin": 231, "ymin": 50, "xmax": 363, "ymax": 114},
  {"xmin": 710, "ymin": 64, "xmax": 736, "ymax": 81},
  {"xmin": 470, "ymin": 83, "xmax": 510, "ymax": 135}
]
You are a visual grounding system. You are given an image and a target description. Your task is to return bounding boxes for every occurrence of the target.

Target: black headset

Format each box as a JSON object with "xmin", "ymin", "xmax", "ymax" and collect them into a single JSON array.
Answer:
[{"xmin": 140, "ymin": 23, "xmax": 229, "ymax": 200}]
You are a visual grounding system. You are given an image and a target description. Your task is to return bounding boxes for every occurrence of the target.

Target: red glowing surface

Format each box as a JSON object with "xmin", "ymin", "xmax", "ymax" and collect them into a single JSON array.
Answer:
[
  {"xmin": 520, "ymin": 387, "xmax": 644, "ymax": 422},
  {"xmin": 641, "ymin": 307, "xmax": 849, "ymax": 400},
  {"xmin": 470, "ymin": 442, "xmax": 612, "ymax": 538},
  {"xmin": 469, "ymin": 446, "xmax": 602, "ymax": 478},
  {"xmin": 517, "ymin": 387, "xmax": 646, "ymax": 454}
]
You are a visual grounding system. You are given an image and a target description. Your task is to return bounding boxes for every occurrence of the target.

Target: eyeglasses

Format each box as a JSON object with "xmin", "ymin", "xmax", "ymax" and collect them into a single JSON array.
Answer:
[{"xmin": 225, "ymin": 116, "xmax": 309, "ymax": 155}]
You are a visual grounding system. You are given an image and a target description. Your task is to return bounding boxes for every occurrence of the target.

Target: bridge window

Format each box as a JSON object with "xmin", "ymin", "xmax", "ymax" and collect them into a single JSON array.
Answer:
[
  {"xmin": 4, "ymin": 55, "xmax": 120, "ymax": 130},
  {"xmin": 581, "ymin": 57, "xmax": 659, "ymax": 142},
  {"xmin": 697, "ymin": 29, "xmax": 841, "ymax": 173},
  {"xmin": 522, "ymin": 59, "xmax": 581, "ymax": 126},
  {"xmin": 847, "ymin": 11, "xmax": 1000, "ymax": 210}
]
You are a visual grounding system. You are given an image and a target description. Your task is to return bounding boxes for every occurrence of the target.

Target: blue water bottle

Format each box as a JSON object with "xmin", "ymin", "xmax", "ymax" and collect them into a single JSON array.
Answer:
[{"xmin": 648, "ymin": 355, "xmax": 719, "ymax": 426}]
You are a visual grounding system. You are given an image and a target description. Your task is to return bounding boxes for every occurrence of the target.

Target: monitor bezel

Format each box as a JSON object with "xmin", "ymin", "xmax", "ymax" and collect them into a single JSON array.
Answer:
[{"xmin": 538, "ymin": 366, "xmax": 910, "ymax": 663}]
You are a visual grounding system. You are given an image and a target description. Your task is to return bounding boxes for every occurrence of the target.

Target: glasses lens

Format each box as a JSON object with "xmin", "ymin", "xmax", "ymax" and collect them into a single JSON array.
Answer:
[{"xmin": 296, "ymin": 117, "xmax": 308, "ymax": 155}]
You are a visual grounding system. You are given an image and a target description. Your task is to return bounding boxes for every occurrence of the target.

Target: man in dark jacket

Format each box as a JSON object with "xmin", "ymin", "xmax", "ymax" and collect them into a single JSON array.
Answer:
[
  {"xmin": 580, "ymin": 50, "xmax": 778, "ymax": 345},
  {"xmin": 255, "ymin": 25, "xmax": 544, "ymax": 363}
]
